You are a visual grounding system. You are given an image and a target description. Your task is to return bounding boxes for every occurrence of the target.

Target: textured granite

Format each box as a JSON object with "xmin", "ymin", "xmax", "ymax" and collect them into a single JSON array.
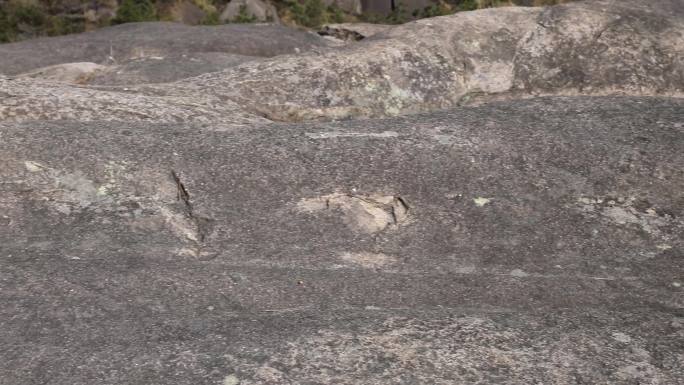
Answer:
[{"xmin": 1, "ymin": 97, "xmax": 682, "ymax": 384}]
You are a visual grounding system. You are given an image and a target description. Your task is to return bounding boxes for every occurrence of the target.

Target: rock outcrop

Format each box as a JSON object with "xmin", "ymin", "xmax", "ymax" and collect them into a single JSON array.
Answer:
[
  {"xmin": 0, "ymin": 22, "xmax": 327, "ymax": 76},
  {"xmin": 87, "ymin": 53, "xmax": 259, "ymax": 85},
  {"xmin": 1, "ymin": 0, "xmax": 682, "ymax": 124},
  {"xmin": 318, "ymin": 22, "xmax": 392, "ymax": 40},
  {"xmin": 220, "ymin": 0, "xmax": 280, "ymax": 23},
  {"xmin": 16, "ymin": 62, "xmax": 109, "ymax": 84},
  {"xmin": 0, "ymin": 76, "xmax": 269, "ymax": 125},
  {"xmin": 1, "ymin": 96, "xmax": 683, "ymax": 384},
  {"xmin": 1, "ymin": 1, "xmax": 683, "ymax": 384}
]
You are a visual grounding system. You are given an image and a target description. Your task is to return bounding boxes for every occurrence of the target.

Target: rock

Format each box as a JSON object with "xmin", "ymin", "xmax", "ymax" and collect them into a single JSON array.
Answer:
[
  {"xmin": 0, "ymin": 22, "xmax": 328, "ymax": 75},
  {"xmin": 86, "ymin": 53, "xmax": 260, "ymax": 85},
  {"xmin": 83, "ymin": 0, "xmax": 119, "ymax": 32},
  {"xmin": 1, "ymin": 96, "xmax": 683, "ymax": 384},
  {"xmin": 361, "ymin": 0, "xmax": 393, "ymax": 15},
  {"xmin": 319, "ymin": 22, "xmax": 392, "ymax": 41},
  {"xmin": 168, "ymin": 0, "xmax": 208, "ymax": 25},
  {"xmin": 0, "ymin": 76, "xmax": 270, "ymax": 125},
  {"xmin": 1, "ymin": 1, "xmax": 683, "ymax": 383},
  {"xmin": 219, "ymin": 0, "xmax": 279, "ymax": 23},
  {"xmin": 2, "ymin": 0, "xmax": 681, "ymax": 124},
  {"xmin": 160, "ymin": 0, "xmax": 684, "ymax": 122},
  {"xmin": 16, "ymin": 62, "xmax": 108, "ymax": 84},
  {"xmin": 324, "ymin": 0, "xmax": 363, "ymax": 15}
]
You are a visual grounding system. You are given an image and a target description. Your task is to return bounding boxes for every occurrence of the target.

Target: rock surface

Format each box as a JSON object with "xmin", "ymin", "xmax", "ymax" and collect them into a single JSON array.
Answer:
[
  {"xmin": 0, "ymin": 22, "xmax": 327, "ymax": 76},
  {"xmin": 1, "ymin": 96, "xmax": 683, "ymax": 384},
  {"xmin": 1, "ymin": 0, "xmax": 682, "ymax": 124},
  {"xmin": 0, "ymin": 76, "xmax": 270, "ymax": 125},
  {"xmin": 319, "ymin": 22, "xmax": 392, "ymax": 40},
  {"xmin": 324, "ymin": 0, "xmax": 363, "ymax": 15},
  {"xmin": 1, "ymin": 1, "xmax": 683, "ymax": 384},
  {"xmin": 220, "ymin": 0, "xmax": 280, "ymax": 23},
  {"xmin": 87, "ymin": 53, "xmax": 260, "ymax": 85},
  {"xmin": 16, "ymin": 62, "xmax": 109, "ymax": 84}
]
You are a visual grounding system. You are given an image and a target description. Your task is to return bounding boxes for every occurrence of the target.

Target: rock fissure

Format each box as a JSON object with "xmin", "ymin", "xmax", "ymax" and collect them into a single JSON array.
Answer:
[{"xmin": 170, "ymin": 169, "xmax": 206, "ymax": 250}]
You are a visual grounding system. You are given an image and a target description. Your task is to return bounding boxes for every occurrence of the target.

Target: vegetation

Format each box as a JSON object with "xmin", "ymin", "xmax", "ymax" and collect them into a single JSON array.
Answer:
[
  {"xmin": 282, "ymin": 0, "xmax": 344, "ymax": 28},
  {"xmin": 232, "ymin": 4, "xmax": 257, "ymax": 23},
  {"xmin": 414, "ymin": 2, "xmax": 454, "ymax": 18},
  {"xmin": 200, "ymin": 10, "xmax": 222, "ymax": 25},
  {"xmin": 0, "ymin": 1, "xmax": 84, "ymax": 43},
  {"xmin": 113, "ymin": 0, "xmax": 158, "ymax": 24},
  {"xmin": 361, "ymin": 3, "xmax": 411, "ymax": 24},
  {"xmin": 0, "ymin": 0, "xmax": 575, "ymax": 43}
]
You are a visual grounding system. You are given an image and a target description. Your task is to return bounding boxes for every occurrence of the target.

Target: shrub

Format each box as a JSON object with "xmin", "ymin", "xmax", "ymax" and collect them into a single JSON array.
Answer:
[
  {"xmin": 231, "ymin": 4, "xmax": 257, "ymax": 23},
  {"xmin": 200, "ymin": 10, "xmax": 222, "ymax": 25},
  {"xmin": 457, "ymin": 0, "xmax": 479, "ymax": 11},
  {"xmin": 113, "ymin": 0, "xmax": 158, "ymax": 24},
  {"xmin": 287, "ymin": 0, "xmax": 326, "ymax": 28},
  {"xmin": 386, "ymin": 4, "xmax": 411, "ymax": 24},
  {"xmin": 327, "ymin": 4, "xmax": 345, "ymax": 24},
  {"xmin": 0, "ymin": 6, "xmax": 13, "ymax": 42},
  {"xmin": 413, "ymin": 2, "xmax": 454, "ymax": 18},
  {"xmin": 0, "ymin": 1, "xmax": 84, "ymax": 42}
]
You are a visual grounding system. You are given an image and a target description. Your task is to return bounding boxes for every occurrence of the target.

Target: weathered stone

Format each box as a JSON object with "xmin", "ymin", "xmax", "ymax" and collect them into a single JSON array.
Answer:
[
  {"xmin": 0, "ymin": 76, "xmax": 269, "ymax": 125},
  {"xmin": 361, "ymin": 0, "xmax": 393, "ymax": 15},
  {"xmin": 219, "ymin": 0, "xmax": 279, "ymax": 23},
  {"xmin": 86, "ymin": 53, "xmax": 260, "ymax": 85},
  {"xmin": 16, "ymin": 62, "xmax": 108, "ymax": 84},
  {"xmin": 83, "ymin": 0, "xmax": 119, "ymax": 31},
  {"xmin": 0, "ymin": 22, "xmax": 328, "ymax": 75},
  {"xmin": 158, "ymin": 0, "xmax": 684, "ymax": 122},
  {"xmin": 1, "ymin": 96, "xmax": 682, "ymax": 384},
  {"xmin": 1, "ymin": 1, "xmax": 683, "ymax": 383},
  {"xmin": 324, "ymin": 0, "xmax": 363, "ymax": 15},
  {"xmin": 319, "ymin": 22, "xmax": 392, "ymax": 40},
  {"xmin": 1, "ymin": 0, "xmax": 681, "ymax": 124},
  {"xmin": 168, "ymin": 0, "xmax": 208, "ymax": 24}
]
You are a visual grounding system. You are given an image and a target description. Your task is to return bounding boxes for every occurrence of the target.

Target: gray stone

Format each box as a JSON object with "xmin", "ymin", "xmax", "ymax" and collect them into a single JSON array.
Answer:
[
  {"xmin": 0, "ymin": 76, "xmax": 270, "ymax": 125},
  {"xmin": 192, "ymin": 0, "xmax": 682, "ymax": 122},
  {"xmin": 319, "ymin": 22, "xmax": 392, "ymax": 41},
  {"xmin": 16, "ymin": 62, "xmax": 109, "ymax": 84},
  {"xmin": 1, "ymin": 1, "xmax": 683, "ymax": 383},
  {"xmin": 219, "ymin": 0, "xmax": 279, "ymax": 23},
  {"xmin": 324, "ymin": 0, "xmax": 363, "ymax": 15},
  {"xmin": 361, "ymin": 0, "xmax": 393, "ymax": 15},
  {"xmin": 0, "ymin": 21, "xmax": 328, "ymax": 75},
  {"xmin": 168, "ymin": 0, "xmax": 208, "ymax": 25},
  {"xmin": 86, "ymin": 53, "xmax": 260, "ymax": 85},
  {"xmin": 1, "ymin": 0, "xmax": 681, "ymax": 124},
  {"xmin": 1, "ymin": 96, "xmax": 683, "ymax": 384}
]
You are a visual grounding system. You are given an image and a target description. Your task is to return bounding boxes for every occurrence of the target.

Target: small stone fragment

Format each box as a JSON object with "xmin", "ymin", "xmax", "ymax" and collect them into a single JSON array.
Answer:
[
  {"xmin": 473, "ymin": 197, "xmax": 492, "ymax": 207},
  {"xmin": 509, "ymin": 269, "xmax": 529, "ymax": 278},
  {"xmin": 24, "ymin": 161, "xmax": 46, "ymax": 172}
]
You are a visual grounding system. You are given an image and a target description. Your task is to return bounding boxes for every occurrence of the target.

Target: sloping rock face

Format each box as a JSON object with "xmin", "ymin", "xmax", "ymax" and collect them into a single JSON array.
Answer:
[
  {"xmin": 0, "ymin": 22, "xmax": 328, "ymax": 76},
  {"xmin": 1, "ymin": 97, "xmax": 683, "ymax": 384},
  {"xmin": 15, "ymin": 62, "xmax": 109, "ymax": 84},
  {"xmin": 12, "ymin": 55, "xmax": 255, "ymax": 87},
  {"xmin": 319, "ymin": 22, "xmax": 392, "ymax": 40},
  {"xmin": 183, "ymin": 0, "xmax": 682, "ymax": 121},
  {"xmin": 1, "ymin": 1, "xmax": 684, "ymax": 384},
  {"xmin": 86, "ymin": 53, "xmax": 260, "ymax": 85},
  {"xmin": 0, "ymin": 76, "xmax": 269, "ymax": 125},
  {"xmin": 0, "ymin": 0, "xmax": 682, "ymax": 123}
]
